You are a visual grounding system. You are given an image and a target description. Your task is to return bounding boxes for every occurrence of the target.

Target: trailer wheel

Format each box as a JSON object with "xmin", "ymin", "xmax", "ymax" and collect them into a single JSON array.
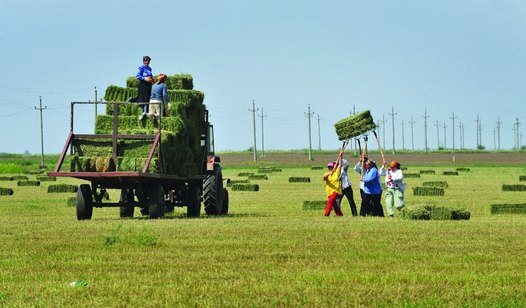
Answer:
[
  {"xmin": 119, "ymin": 189, "xmax": 135, "ymax": 218},
  {"xmin": 148, "ymin": 184, "xmax": 165, "ymax": 219},
  {"xmin": 204, "ymin": 165, "xmax": 224, "ymax": 215},
  {"xmin": 221, "ymin": 188, "xmax": 229, "ymax": 215},
  {"xmin": 135, "ymin": 189, "xmax": 149, "ymax": 215},
  {"xmin": 76, "ymin": 184, "xmax": 93, "ymax": 220},
  {"xmin": 187, "ymin": 182, "xmax": 201, "ymax": 218}
]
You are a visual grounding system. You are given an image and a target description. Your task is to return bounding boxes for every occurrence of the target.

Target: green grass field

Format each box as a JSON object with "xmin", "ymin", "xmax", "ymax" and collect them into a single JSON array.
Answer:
[{"xmin": 1, "ymin": 161, "xmax": 526, "ymax": 306}]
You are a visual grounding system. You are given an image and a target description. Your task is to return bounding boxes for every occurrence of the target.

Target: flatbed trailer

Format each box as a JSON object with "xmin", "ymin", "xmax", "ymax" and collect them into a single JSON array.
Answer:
[{"xmin": 49, "ymin": 101, "xmax": 228, "ymax": 220}]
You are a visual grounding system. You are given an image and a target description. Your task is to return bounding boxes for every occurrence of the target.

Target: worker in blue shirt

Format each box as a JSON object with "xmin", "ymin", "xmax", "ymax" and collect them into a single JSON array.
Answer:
[
  {"xmin": 360, "ymin": 158, "xmax": 384, "ymax": 217},
  {"xmin": 137, "ymin": 56, "xmax": 153, "ymax": 120}
]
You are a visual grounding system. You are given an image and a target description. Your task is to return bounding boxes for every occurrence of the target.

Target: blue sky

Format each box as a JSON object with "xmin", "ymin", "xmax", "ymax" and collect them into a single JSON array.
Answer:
[{"xmin": 1, "ymin": 0, "xmax": 524, "ymax": 154}]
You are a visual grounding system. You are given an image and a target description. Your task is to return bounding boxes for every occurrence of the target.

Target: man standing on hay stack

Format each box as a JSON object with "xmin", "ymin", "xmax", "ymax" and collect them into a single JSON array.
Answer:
[
  {"xmin": 135, "ymin": 56, "xmax": 154, "ymax": 120},
  {"xmin": 323, "ymin": 151, "xmax": 344, "ymax": 217}
]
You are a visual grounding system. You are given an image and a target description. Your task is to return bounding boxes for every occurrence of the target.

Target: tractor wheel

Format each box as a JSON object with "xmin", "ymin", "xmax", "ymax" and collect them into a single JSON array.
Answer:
[
  {"xmin": 186, "ymin": 182, "xmax": 201, "ymax": 218},
  {"xmin": 221, "ymin": 188, "xmax": 229, "ymax": 215},
  {"xmin": 148, "ymin": 184, "xmax": 165, "ymax": 219},
  {"xmin": 203, "ymin": 165, "xmax": 224, "ymax": 215},
  {"xmin": 76, "ymin": 184, "xmax": 93, "ymax": 220},
  {"xmin": 119, "ymin": 189, "xmax": 135, "ymax": 218}
]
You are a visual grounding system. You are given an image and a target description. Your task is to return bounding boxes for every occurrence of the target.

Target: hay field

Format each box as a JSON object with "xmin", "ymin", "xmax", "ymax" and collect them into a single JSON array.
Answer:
[{"xmin": 0, "ymin": 161, "xmax": 525, "ymax": 306}]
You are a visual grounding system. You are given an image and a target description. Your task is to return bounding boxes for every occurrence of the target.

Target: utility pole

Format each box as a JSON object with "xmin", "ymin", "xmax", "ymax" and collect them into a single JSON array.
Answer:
[
  {"xmin": 462, "ymin": 123, "xmax": 466, "ymax": 150},
  {"xmin": 493, "ymin": 128, "xmax": 496, "ymax": 150},
  {"xmin": 450, "ymin": 112, "xmax": 457, "ymax": 150},
  {"xmin": 409, "ymin": 116, "xmax": 416, "ymax": 151},
  {"xmin": 423, "ymin": 109, "xmax": 429, "ymax": 153},
  {"xmin": 514, "ymin": 118, "xmax": 521, "ymax": 149},
  {"xmin": 434, "ymin": 120, "xmax": 440, "ymax": 149},
  {"xmin": 305, "ymin": 104, "xmax": 314, "ymax": 161},
  {"xmin": 317, "ymin": 113, "xmax": 322, "ymax": 151},
  {"xmin": 388, "ymin": 106, "xmax": 397, "ymax": 154},
  {"xmin": 382, "ymin": 115, "xmax": 387, "ymax": 150},
  {"xmin": 496, "ymin": 117, "xmax": 501, "ymax": 151},
  {"xmin": 475, "ymin": 114, "xmax": 481, "ymax": 149},
  {"xmin": 258, "ymin": 107, "xmax": 267, "ymax": 157},
  {"xmin": 35, "ymin": 96, "xmax": 47, "ymax": 169},
  {"xmin": 401, "ymin": 119, "xmax": 405, "ymax": 150},
  {"xmin": 248, "ymin": 100, "xmax": 258, "ymax": 162},
  {"xmin": 352, "ymin": 105, "xmax": 357, "ymax": 156},
  {"xmin": 441, "ymin": 122, "xmax": 447, "ymax": 150},
  {"xmin": 458, "ymin": 121, "xmax": 463, "ymax": 149},
  {"xmin": 94, "ymin": 86, "xmax": 98, "ymax": 120}
]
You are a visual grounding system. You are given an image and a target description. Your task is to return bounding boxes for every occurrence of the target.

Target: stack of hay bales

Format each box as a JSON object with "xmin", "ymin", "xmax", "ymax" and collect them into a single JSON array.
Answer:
[
  {"xmin": 71, "ymin": 74, "xmax": 207, "ymax": 177},
  {"xmin": 334, "ymin": 110, "xmax": 376, "ymax": 140}
]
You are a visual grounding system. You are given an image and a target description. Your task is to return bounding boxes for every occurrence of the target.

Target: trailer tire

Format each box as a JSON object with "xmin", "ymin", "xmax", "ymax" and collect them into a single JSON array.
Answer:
[
  {"xmin": 119, "ymin": 189, "xmax": 135, "ymax": 218},
  {"xmin": 148, "ymin": 184, "xmax": 165, "ymax": 219},
  {"xmin": 76, "ymin": 184, "xmax": 93, "ymax": 220},
  {"xmin": 187, "ymin": 182, "xmax": 201, "ymax": 218},
  {"xmin": 203, "ymin": 165, "xmax": 223, "ymax": 215},
  {"xmin": 135, "ymin": 189, "xmax": 149, "ymax": 215},
  {"xmin": 221, "ymin": 188, "xmax": 229, "ymax": 215}
]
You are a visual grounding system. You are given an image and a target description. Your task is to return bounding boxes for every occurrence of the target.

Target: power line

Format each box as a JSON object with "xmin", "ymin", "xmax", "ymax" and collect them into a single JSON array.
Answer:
[
  {"xmin": 450, "ymin": 112, "xmax": 457, "ymax": 150},
  {"xmin": 434, "ymin": 120, "xmax": 440, "ymax": 149}
]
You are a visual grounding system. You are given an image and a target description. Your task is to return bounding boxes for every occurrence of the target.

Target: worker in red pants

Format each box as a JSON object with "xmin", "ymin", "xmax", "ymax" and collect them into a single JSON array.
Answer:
[{"xmin": 323, "ymin": 151, "xmax": 344, "ymax": 217}]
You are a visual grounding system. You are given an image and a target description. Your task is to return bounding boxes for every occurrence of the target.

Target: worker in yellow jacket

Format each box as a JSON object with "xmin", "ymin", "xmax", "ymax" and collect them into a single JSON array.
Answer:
[{"xmin": 323, "ymin": 151, "xmax": 344, "ymax": 217}]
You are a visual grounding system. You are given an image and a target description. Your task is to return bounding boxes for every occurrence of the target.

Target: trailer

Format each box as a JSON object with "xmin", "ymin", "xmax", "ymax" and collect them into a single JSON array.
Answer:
[{"xmin": 49, "ymin": 101, "xmax": 228, "ymax": 220}]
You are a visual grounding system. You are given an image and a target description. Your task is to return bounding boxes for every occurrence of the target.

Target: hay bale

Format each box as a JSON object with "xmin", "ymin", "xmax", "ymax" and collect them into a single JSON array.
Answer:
[
  {"xmin": 227, "ymin": 179, "xmax": 250, "ymax": 186},
  {"xmin": 0, "ymin": 187, "xmax": 14, "ymax": 196},
  {"xmin": 237, "ymin": 172, "xmax": 254, "ymax": 177},
  {"xmin": 311, "ymin": 166, "xmax": 323, "ymax": 170},
  {"xmin": 248, "ymin": 174, "xmax": 268, "ymax": 180},
  {"xmin": 0, "ymin": 176, "xmax": 13, "ymax": 181},
  {"xmin": 11, "ymin": 175, "xmax": 28, "ymax": 181},
  {"xmin": 303, "ymin": 200, "xmax": 326, "ymax": 210},
  {"xmin": 231, "ymin": 184, "xmax": 259, "ymax": 191},
  {"xmin": 125, "ymin": 74, "xmax": 194, "ymax": 90},
  {"xmin": 422, "ymin": 181, "xmax": 449, "ymax": 188},
  {"xmin": 413, "ymin": 186, "xmax": 445, "ymax": 196},
  {"xmin": 419, "ymin": 170, "xmax": 435, "ymax": 174},
  {"xmin": 443, "ymin": 171, "xmax": 459, "ymax": 176},
  {"xmin": 17, "ymin": 180, "xmax": 40, "ymax": 187},
  {"xmin": 451, "ymin": 209, "xmax": 471, "ymax": 220},
  {"xmin": 401, "ymin": 205, "xmax": 470, "ymax": 220},
  {"xmin": 400, "ymin": 207, "xmax": 430, "ymax": 220},
  {"xmin": 289, "ymin": 177, "xmax": 311, "ymax": 183},
  {"xmin": 271, "ymin": 168, "xmax": 282, "ymax": 172},
  {"xmin": 404, "ymin": 173, "xmax": 421, "ymax": 178},
  {"xmin": 334, "ymin": 110, "xmax": 377, "ymax": 140},
  {"xmin": 490, "ymin": 203, "xmax": 526, "ymax": 214},
  {"xmin": 48, "ymin": 184, "xmax": 79, "ymax": 193},
  {"xmin": 257, "ymin": 168, "xmax": 273, "ymax": 174},
  {"xmin": 456, "ymin": 167, "xmax": 470, "ymax": 172},
  {"xmin": 36, "ymin": 175, "xmax": 56, "ymax": 182},
  {"xmin": 67, "ymin": 197, "xmax": 77, "ymax": 207},
  {"xmin": 502, "ymin": 184, "xmax": 526, "ymax": 192},
  {"xmin": 519, "ymin": 175, "xmax": 526, "ymax": 181}
]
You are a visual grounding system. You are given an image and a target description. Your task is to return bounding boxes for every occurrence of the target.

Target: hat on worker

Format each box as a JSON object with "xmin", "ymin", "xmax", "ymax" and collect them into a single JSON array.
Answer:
[
  {"xmin": 143, "ymin": 56, "xmax": 151, "ymax": 61},
  {"xmin": 327, "ymin": 161, "xmax": 335, "ymax": 169}
]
